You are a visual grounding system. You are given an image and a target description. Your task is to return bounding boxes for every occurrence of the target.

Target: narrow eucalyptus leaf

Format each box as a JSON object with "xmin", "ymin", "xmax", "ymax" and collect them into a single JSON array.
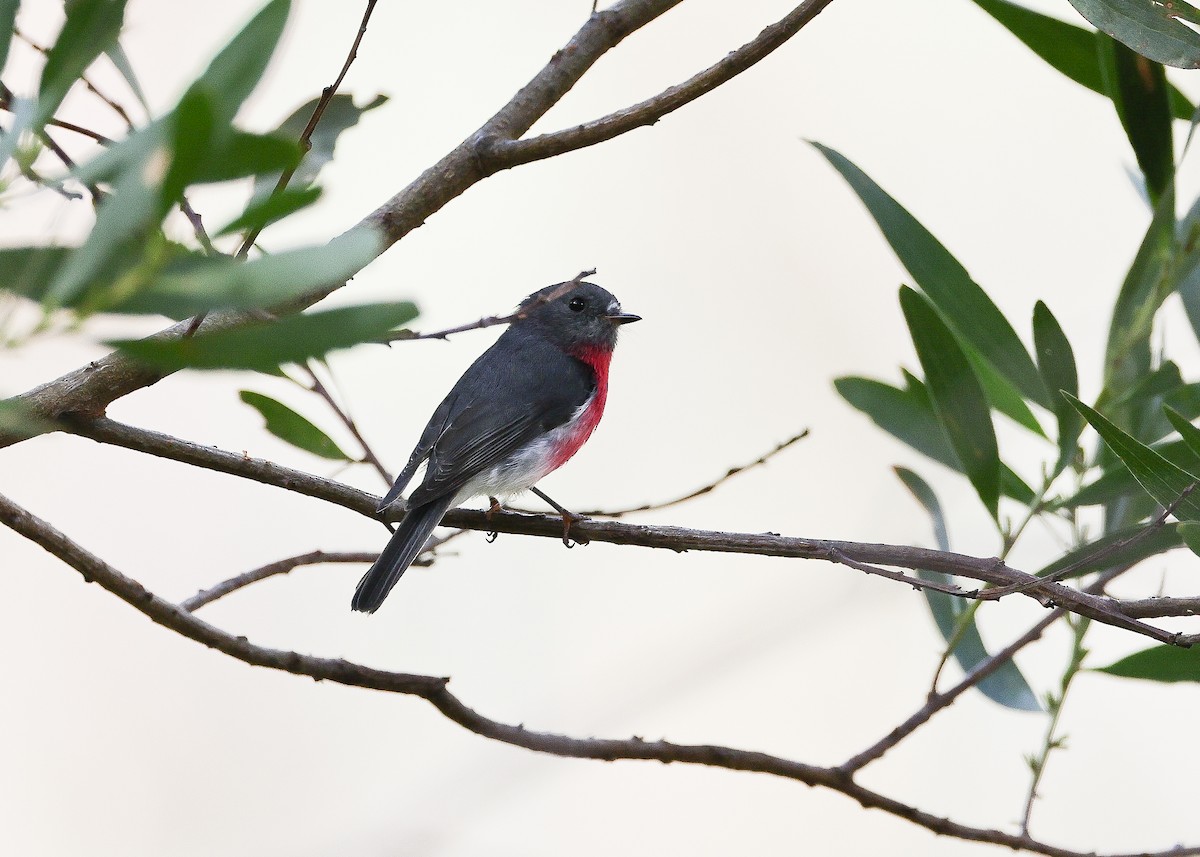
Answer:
[
  {"xmin": 109, "ymin": 301, "xmax": 417, "ymax": 372},
  {"xmin": 811, "ymin": 141, "xmax": 1048, "ymax": 408},
  {"xmin": 1066, "ymin": 0, "xmax": 1200, "ymax": 68},
  {"xmin": 239, "ymin": 391, "xmax": 352, "ymax": 461},
  {"xmin": 1096, "ymin": 645, "xmax": 1200, "ymax": 682},
  {"xmin": 1069, "ymin": 395, "xmax": 1200, "ymax": 520},
  {"xmin": 901, "ymin": 287, "xmax": 1000, "ymax": 517}
]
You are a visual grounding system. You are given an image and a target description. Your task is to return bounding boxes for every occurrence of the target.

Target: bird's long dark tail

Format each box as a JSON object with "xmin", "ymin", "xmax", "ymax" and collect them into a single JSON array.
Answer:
[{"xmin": 351, "ymin": 495, "xmax": 455, "ymax": 613}]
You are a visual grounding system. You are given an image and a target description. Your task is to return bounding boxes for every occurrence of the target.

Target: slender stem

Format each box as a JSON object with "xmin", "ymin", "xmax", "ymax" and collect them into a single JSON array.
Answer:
[
  {"xmin": 1021, "ymin": 615, "xmax": 1090, "ymax": 835},
  {"xmin": 301, "ymin": 362, "xmax": 393, "ymax": 486}
]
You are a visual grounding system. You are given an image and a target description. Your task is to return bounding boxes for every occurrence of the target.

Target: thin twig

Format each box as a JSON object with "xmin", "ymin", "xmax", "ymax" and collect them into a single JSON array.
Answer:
[
  {"xmin": 236, "ymin": 0, "xmax": 379, "ymax": 258},
  {"xmin": 182, "ymin": 550, "xmax": 378, "ymax": 611},
  {"xmin": 185, "ymin": 0, "xmax": 381, "ymax": 338},
  {"xmin": 840, "ymin": 565, "xmax": 1133, "ymax": 776},
  {"xmin": 575, "ymin": 430, "xmax": 809, "ymax": 517},
  {"xmin": 14, "ymin": 28, "xmax": 138, "ymax": 129},
  {"xmin": 2, "ymin": 490, "xmax": 1197, "ymax": 857},
  {"xmin": 984, "ymin": 486, "xmax": 1195, "ymax": 599},
  {"xmin": 300, "ymin": 362, "xmax": 392, "ymax": 486},
  {"xmin": 383, "ymin": 270, "xmax": 595, "ymax": 342}
]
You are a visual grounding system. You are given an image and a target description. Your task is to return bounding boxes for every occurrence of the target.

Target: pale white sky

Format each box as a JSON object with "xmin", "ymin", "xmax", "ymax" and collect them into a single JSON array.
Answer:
[{"xmin": 3, "ymin": 1, "xmax": 1199, "ymax": 855}]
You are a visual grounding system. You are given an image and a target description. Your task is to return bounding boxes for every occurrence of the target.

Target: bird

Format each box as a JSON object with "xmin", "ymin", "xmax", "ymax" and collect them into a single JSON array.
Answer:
[{"xmin": 351, "ymin": 280, "xmax": 640, "ymax": 613}]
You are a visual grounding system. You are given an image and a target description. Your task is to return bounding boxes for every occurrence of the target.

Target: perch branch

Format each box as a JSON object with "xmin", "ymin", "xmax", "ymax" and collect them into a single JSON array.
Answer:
[
  {"xmin": 2, "ymin": 491, "xmax": 1197, "ymax": 857},
  {"xmin": 62, "ymin": 416, "xmax": 1200, "ymax": 647}
]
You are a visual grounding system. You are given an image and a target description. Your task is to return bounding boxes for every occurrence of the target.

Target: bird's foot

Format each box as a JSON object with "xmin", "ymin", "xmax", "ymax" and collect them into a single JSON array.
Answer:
[
  {"xmin": 485, "ymin": 497, "xmax": 503, "ymax": 542},
  {"xmin": 559, "ymin": 510, "xmax": 589, "ymax": 548}
]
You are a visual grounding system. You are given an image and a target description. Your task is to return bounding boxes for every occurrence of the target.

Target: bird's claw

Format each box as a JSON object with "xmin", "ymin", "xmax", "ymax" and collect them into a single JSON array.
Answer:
[
  {"xmin": 561, "ymin": 512, "xmax": 588, "ymax": 548},
  {"xmin": 486, "ymin": 530, "xmax": 499, "ymax": 543}
]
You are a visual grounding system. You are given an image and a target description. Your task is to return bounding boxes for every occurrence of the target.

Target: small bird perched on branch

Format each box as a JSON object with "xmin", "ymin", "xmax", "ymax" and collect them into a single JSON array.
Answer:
[{"xmin": 351, "ymin": 279, "xmax": 640, "ymax": 613}]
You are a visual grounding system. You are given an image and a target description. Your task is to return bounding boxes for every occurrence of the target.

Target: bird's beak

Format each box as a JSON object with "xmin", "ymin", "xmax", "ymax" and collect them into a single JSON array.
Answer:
[{"xmin": 606, "ymin": 312, "xmax": 642, "ymax": 325}]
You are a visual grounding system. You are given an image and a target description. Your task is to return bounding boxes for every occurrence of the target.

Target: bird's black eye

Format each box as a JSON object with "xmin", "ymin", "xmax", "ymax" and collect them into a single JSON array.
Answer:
[{"xmin": 568, "ymin": 297, "xmax": 586, "ymax": 312}]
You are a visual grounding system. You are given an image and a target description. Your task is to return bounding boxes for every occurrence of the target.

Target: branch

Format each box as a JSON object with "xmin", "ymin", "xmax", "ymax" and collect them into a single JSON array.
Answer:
[
  {"xmin": 2, "ymin": 490, "xmax": 1197, "ymax": 857},
  {"xmin": 65, "ymin": 416, "xmax": 1200, "ymax": 647},
  {"xmin": 2, "ymin": 0, "xmax": 828, "ymax": 446},
  {"xmin": 489, "ymin": 0, "xmax": 835, "ymax": 167},
  {"xmin": 383, "ymin": 269, "xmax": 594, "ymax": 342},
  {"xmin": 575, "ymin": 430, "xmax": 809, "ymax": 517},
  {"xmin": 180, "ymin": 550, "xmax": 378, "ymax": 611}
]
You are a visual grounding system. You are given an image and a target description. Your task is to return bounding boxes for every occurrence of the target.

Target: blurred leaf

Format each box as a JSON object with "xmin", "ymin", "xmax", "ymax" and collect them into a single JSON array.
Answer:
[
  {"xmin": 1066, "ymin": 0, "xmax": 1200, "ymax": 68},
  {"xmin": 1178, "ymin": 521, "xmax": 1200, "ymax": 556},
  {"xmin": 836, "ymin": 375, "xmax": 1034, "ymax": 502},
  {"xmin": 1069, "ymin": 395, "xmax": 1200, "ymax": 519},
  {"xmin": 45, "ymin": 125, "xmax": 171, "ymax": 308},
  {"xmin": 969, "ymin": 0, "xmax": 1194, "ymax": 120},
  {"xmin": 0, "ymin": 0, "xmax": 126, "ymax": 171},
  {"xmin": 35, "ymin": 0, "xmax": 127, "ymax": 131},
  {"xmin": 1163, "ymin": 406, "xmax": 1200, "ymax": 462},
  {"xmin": 251, "ymin": 93, "xmax": 388, "ymax": 204},
  {"xmin": 0, "ymin": 246, "xmax": 72, "ymax": 300},
  {"xmin": 1096, "ymin": 645, "xmax": 1200, "ymax": 682},
  {"xmin": 895, "ymin": 467, "xmax": 1040, "ymax": 710},
  {"xmin": 811, "ymin": 141, "xmax": 1049, "ymax": 409},
  {"xmin": 110, "ymin": 227, "xmax": 382, "ymax": 317},
  {"xmin": 0, "ymin": 0, "xmax": 19, "ymax": 80},
  {"xmin": 1035, "ymin": 523, "xmax": 1181, "ymax": 579},
  {"xmin": 1103, "ymin": 186, "xmax": 1175, "ymax": 421},
  {"xmin": 216, "ymin": 186, "xmax": 321, "ymax": 237},
  {"xmin": 1097, "ymin": 35, "xmax": 1174, "ymax": 205},
  {"xmin": 238, "ymin": 391, "xmax": 351, "ymax": 461},
  {"xmin": 1033, "ymin": 301, "xmax": 1082, "ymax": 471},
  {"xmin": 192, "ymin": 0, "xmax": 291, "ymax": 127},
  {"xmin": 0, "ymin": 399, "xmax": 57, "ymax": 441},
  {"xmin": 110, "ymin": 301, "xmax": 417, "ymax": 372},
  {"xmin": 104, "ymin": 41, "xmax": 149, "ymax": 111},
  {"xmin": 901, "ymin": 287, "xmax": 1000, "ymax": 517}
]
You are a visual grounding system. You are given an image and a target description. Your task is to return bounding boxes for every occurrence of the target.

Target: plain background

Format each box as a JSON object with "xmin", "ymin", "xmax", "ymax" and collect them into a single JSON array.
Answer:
[{"xmin": 3, "ymin": 1, "xmax": 1200, "ymax": 854}]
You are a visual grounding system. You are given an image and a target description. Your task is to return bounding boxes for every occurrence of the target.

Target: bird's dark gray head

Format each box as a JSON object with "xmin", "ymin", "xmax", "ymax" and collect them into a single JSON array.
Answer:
[{"xmin": 515, "ymin": 281, "xmax": 640, "ymax": 353}]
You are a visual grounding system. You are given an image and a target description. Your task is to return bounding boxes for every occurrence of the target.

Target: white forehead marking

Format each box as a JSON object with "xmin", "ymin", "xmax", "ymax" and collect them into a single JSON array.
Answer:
[{"xmin": 607, "ymin": 299, "xmax": 621, "ymax": 314}]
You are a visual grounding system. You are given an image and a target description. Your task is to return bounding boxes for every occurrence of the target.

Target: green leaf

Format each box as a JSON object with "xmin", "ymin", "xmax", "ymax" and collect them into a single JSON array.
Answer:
[
  {"xmin": 1066, "ymin": 0, "xmax": 1200, "ymax": 69},
  {"xmin": 1069, "ymin": 395, "xmax": 1200, "ymax": 520},
  {"xmin": 895, "ymin": 467, "xmax": 1040, "ymax": 711},
  {"xmin": 0, "ymin": 0, "xmax": 20, "ymax": 81},
  {"xmin": 969, "ymin": 0, "xmax": 1194, "ymax": 120},
  {"xmin": 216, "ymin": 187, "xmax": 321, "ymax": 238},
  {"xmin": 836, "ymin": 375, "xmax": 1034, "ymax": 502},
  {"xmin": 1034, "ymin": 523, "xmax": 1182, "ymax": 579},
  {"xmin": 238, "ymin": 391, "xmax": 351, "ymax": 461},
  {"xmin": 0, "ymin": 0, "xmax": 126, "ymax": 171},
  {"xmin": 1163, "ymin": 406, "xmax": 1200, "ymax": 462},
  {"xmin": 1058, "ymin": 436, "xmax": 1200, "ymax": 508},
  {"xmin": 104, "ymin": 41, "xmax": 149, "ymax": 111},
  {"xmin": 251, "ymin": 93, "xmax": 388, "ymax": 204},
  {"xmin": 1178, "ymin": 521, "xmax": 1200, "ymax": 556},
  {"xmin": 1096, "ymin": 645, "xmax": 1200, "ymax": 682},
  {"xmin": 192, "ymin": 0, "xmax": 291, "ymax": 127},
  {"xmin": 1097, "ymin": 35, "xmax": 1174, "ymax": 205},
  {"xmin": 0, "ymin": 246, "xmax": 72, "ymax": 300},
  {"xmin": 1103, "ymin": 187, "xmax": 1176, "ymax": 416},
  {"xmin": 45, "ymin": 124, "xmax": 171, "ymax": 308},
  {"xmin": 1033, "ymin": 301, "xmax": 1082, "ymax": 471},
  {"xmin": 811, "ymin": 141, "xmax": 1049, "ymax": 409},
  {"xmin": 109, "ymin": 301, "xmax": 417, "ymax": 372},
  {"xmin": 109, "ymin": 227, "xmax": 382, "ymax": 317},
  {"xmin": 901, "ymin": 287, "xmax": 1001, "ymax": 517},
  {"xmin": 35, "ymin": 0, "xmax": 128, "ymax": 132}
]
